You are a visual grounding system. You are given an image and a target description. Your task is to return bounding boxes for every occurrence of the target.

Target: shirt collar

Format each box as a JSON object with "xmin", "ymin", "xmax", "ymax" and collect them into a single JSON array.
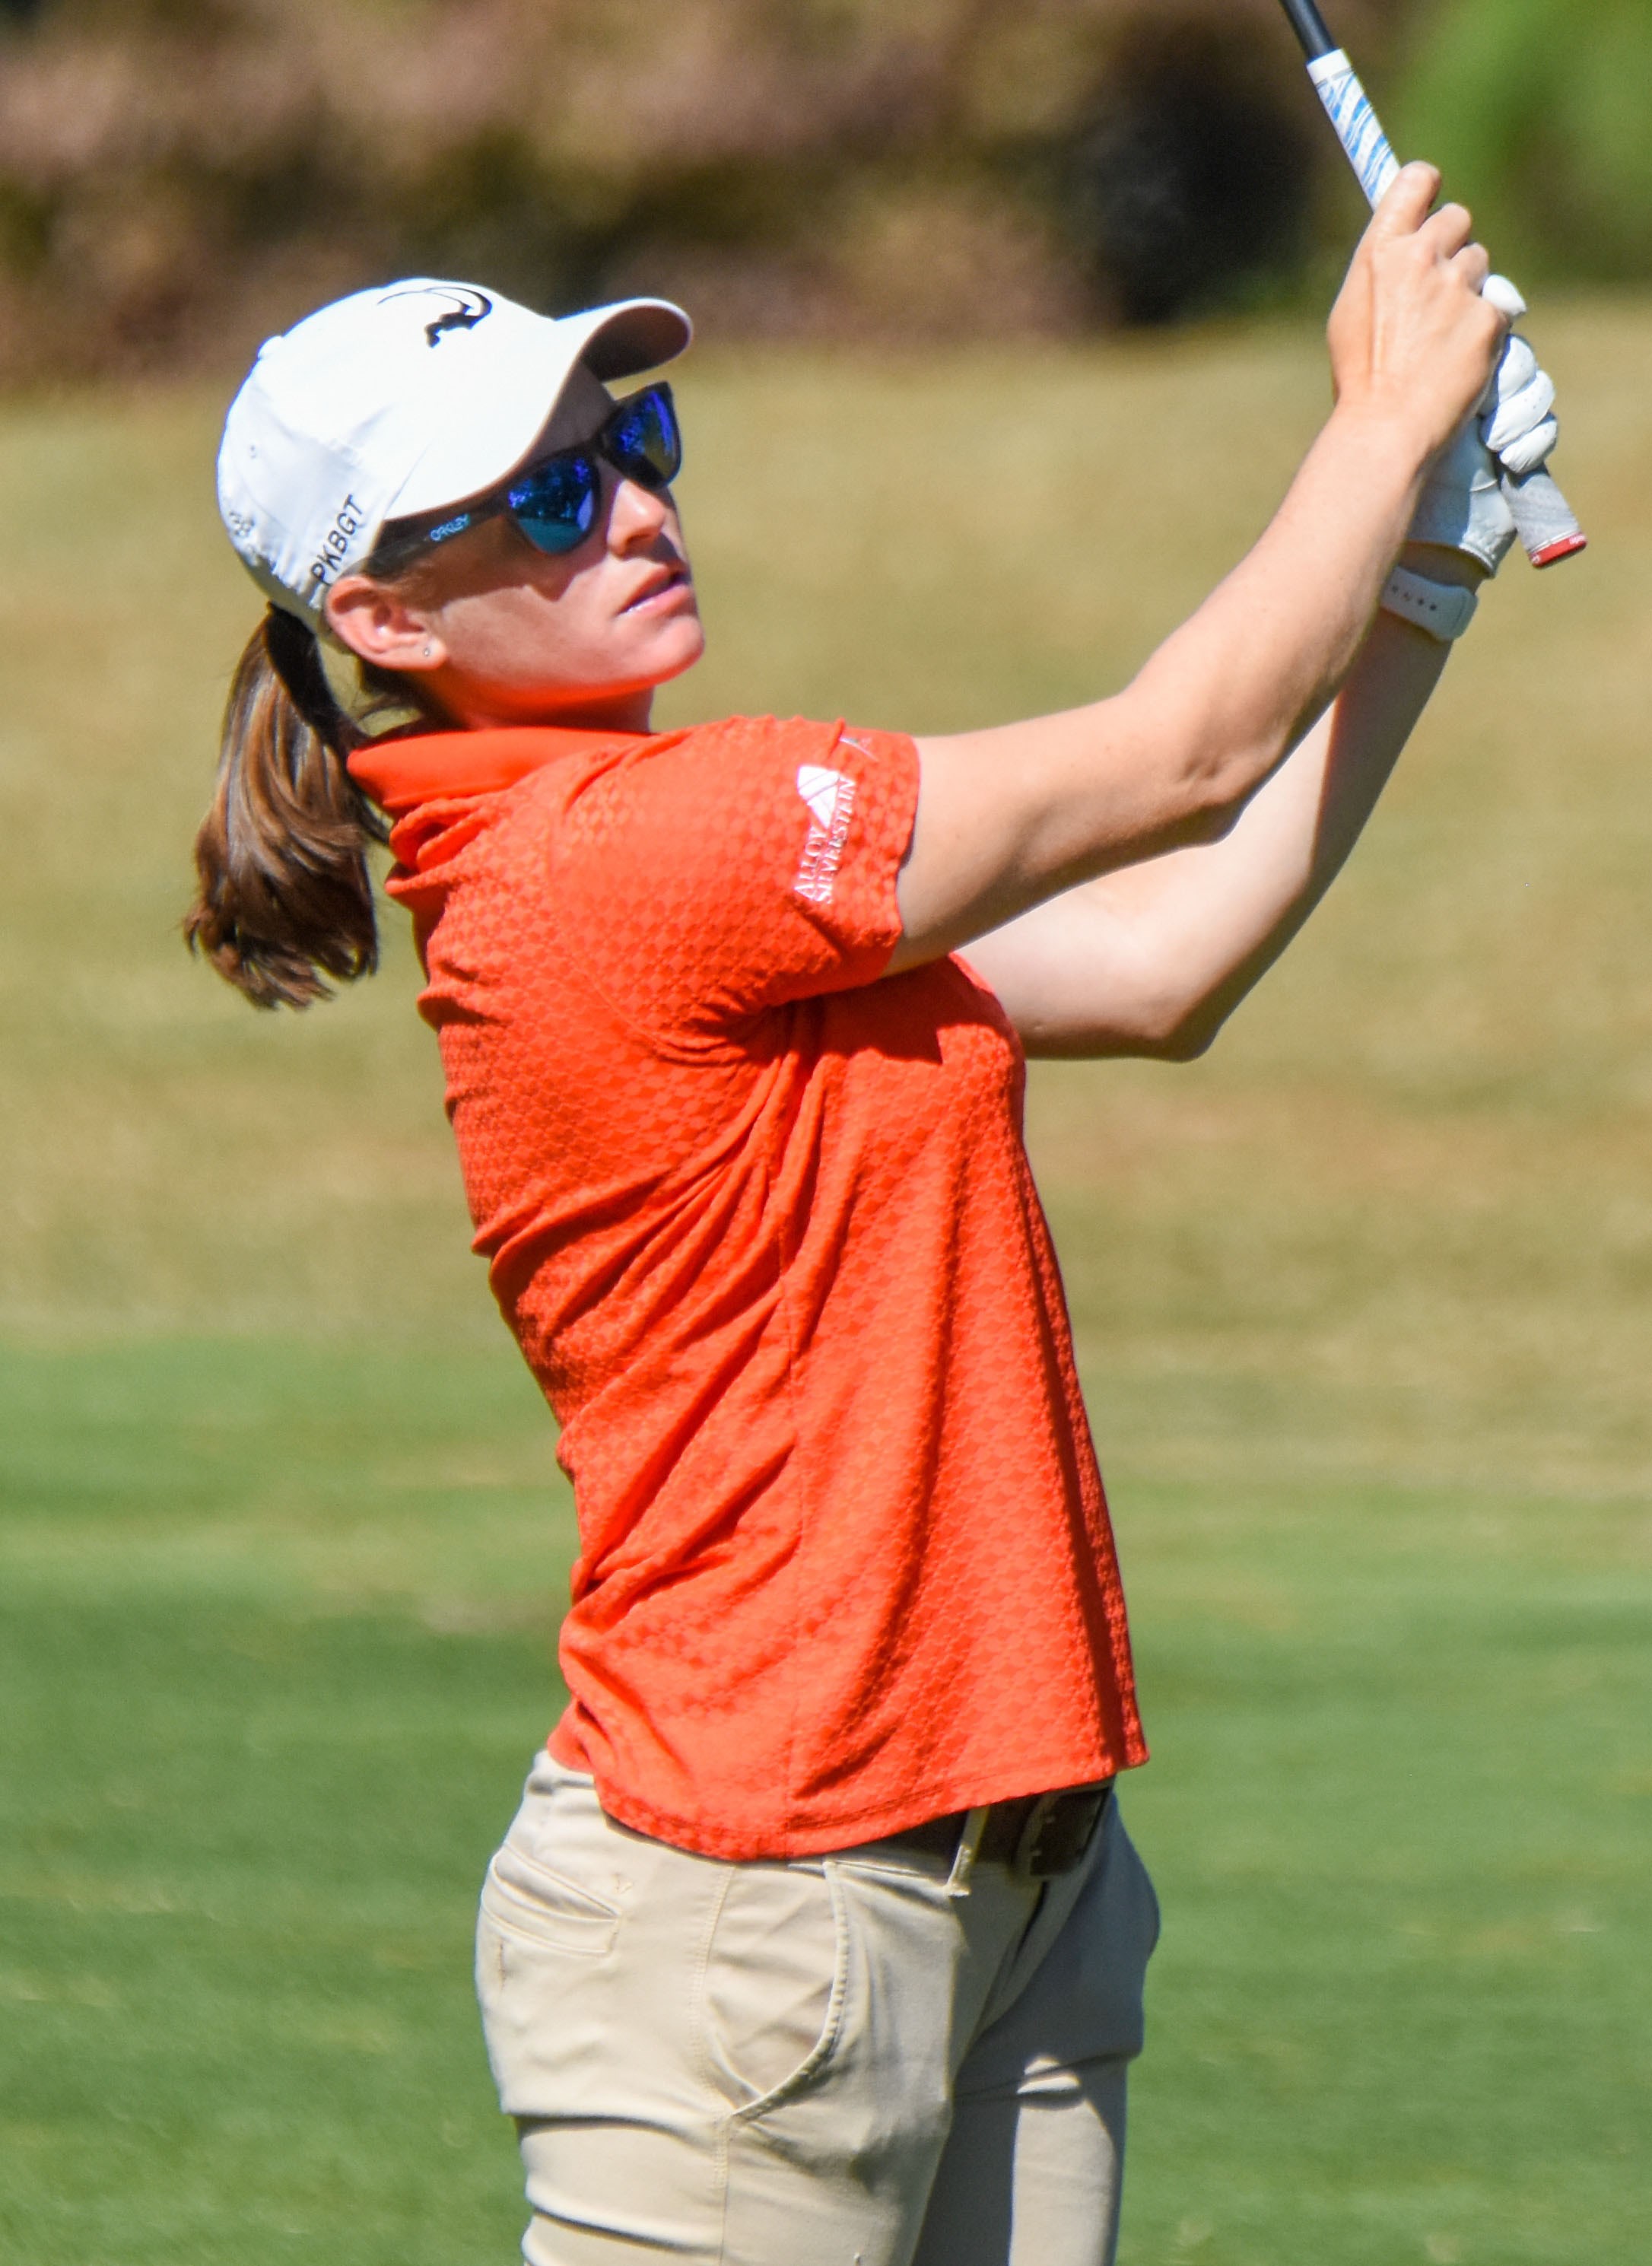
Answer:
[{"xmin": 347, "ymin": 725, "xmax": 654, "ymax": 818}]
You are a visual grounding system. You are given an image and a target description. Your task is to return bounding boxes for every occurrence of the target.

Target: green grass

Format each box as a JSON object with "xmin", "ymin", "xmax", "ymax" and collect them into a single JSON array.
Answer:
[
  {"xmin": 2, "ymin": 305, "xmax": 1651, "ymax": 2262},
  {"xmin": 0, "ymin": 1343, "xmax": 569, "ymax": 2266}
]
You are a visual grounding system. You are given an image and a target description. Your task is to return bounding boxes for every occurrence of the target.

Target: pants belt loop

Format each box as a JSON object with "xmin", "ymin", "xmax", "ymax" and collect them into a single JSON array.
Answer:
[{"xmin": 945, "ymin": 1807, "xmax": 992, "ymax": 1899}]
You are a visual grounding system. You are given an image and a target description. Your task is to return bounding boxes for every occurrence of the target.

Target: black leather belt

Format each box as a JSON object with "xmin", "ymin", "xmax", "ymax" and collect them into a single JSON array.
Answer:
[{"xmin": 855, "ymin": 1781, "xmax": 1114, "ymax": 1881}]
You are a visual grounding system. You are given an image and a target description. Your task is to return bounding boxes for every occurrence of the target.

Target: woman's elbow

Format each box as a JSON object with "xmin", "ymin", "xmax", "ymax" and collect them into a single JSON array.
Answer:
[
  {"xmin": 1110, "ymin": 984, "xmax": 1228, "ymax": 1062},
  {"xmin": 1168, "ymin": 709, "xmax": 1298, "ymax": 848},
  {"xmin": 1025, "ymin": 1000, "xmax": 1224, "ymax": 1062},
  {"xmin": 1149, "ymin": 773, "xmax": 1253, "ymax": 860},
  {"xmin": 1132, "ymin": 1004, "xmax": 1222, "ymax": 1061},
  {"xmin": 1181, "ymin": 751, "xmax": 1271, "ymax": 847}
]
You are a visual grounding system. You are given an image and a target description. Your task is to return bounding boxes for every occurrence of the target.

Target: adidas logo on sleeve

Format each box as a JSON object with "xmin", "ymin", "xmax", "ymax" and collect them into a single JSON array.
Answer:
[{"xmin": 794, "ymin": 764, "xmax": 858, "ymax": 905}]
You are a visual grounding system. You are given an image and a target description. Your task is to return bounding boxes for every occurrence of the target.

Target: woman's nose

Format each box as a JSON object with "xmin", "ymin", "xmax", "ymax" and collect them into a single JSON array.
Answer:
[{"xmin": 607, "ymin": 472, "xmax": 672, "ymax": 550}]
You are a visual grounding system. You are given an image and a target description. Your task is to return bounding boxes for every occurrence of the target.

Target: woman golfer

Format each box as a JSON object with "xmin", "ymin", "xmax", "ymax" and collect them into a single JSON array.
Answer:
[{"xmin": 189, "ymin": 165, "xmax": 1555, "ymax": 2266}]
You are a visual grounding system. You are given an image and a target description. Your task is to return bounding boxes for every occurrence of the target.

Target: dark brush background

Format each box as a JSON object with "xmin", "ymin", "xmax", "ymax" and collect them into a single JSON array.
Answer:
[{"xmin": 0, "ymin": 0, "xmax": 1644, "ymax": 384}]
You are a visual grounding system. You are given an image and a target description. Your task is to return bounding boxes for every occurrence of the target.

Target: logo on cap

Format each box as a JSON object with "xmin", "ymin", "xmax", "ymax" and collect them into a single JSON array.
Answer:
[
  {"xmin": 307, "ymin": 492, "xmax": 369, "ymax": 596},
  {"xmin": 383, "ymin": 284, "xmax": 496, "ymax": 349}
]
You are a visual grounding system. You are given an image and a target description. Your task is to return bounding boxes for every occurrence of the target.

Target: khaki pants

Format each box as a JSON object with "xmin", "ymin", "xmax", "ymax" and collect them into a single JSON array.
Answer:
[{"xmin": 476, "ymin": 1754, "xmax": 1160, "ymax": 2266}]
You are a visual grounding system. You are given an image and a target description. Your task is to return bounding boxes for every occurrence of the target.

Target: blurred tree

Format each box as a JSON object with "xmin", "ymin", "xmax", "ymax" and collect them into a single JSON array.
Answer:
[
  {"xmin": 1060, "ymin": 14, "xmax": 1320, "ymax": 323},
  {"xmin": 1396, "ymin": 0, "xmax": 1652, "ymax": 282},
  {"xmin": 0, "ymin": 0, "xmax": 1405, "ymax": 381}
]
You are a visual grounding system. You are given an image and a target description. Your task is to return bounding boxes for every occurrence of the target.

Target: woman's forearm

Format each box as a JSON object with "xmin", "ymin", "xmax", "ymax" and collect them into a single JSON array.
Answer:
[
  {"xmin": 1098, "ymin": 410, "xmax": 1427, "ymax": 812},
  {"xmin": 969, "ymin": 545, "xmax": 1477, "ymax": 1059},
  {"xmin": 1101, "ymin": 566, "xmax": 1465, "ymax": 1056},
  {"xmin": 892, "ymin": 167, "xmax": 1506, "ymax": 974},
  {"xmin": 1020, "ymin": 405, "xmax": 1428, "ymax": 850},
  {"xmin": 897, "ymin": 406, "xmax": 1431, "ymax": 970}
]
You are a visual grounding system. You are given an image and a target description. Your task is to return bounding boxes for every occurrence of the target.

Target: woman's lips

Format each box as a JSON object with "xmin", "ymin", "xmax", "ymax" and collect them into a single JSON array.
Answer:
[{"xmin": 623, "ymin": 564, "xmax": 694, "ymax": 615}]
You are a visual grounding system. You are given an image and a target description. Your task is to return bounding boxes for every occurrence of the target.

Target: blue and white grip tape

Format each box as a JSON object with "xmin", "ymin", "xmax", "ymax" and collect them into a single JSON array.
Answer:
[{"xmin": 1308, "ymin": 50, "xmax": 1400, "ymax": 211}]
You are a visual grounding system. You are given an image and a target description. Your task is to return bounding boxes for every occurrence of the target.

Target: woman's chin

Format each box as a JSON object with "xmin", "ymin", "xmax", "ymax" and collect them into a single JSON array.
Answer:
[
  {"xmin": 642, "ymin": 614, "xmax": 708, "ymax": 685},
  {"xmin": 484, "ymin": 620, "xmax": 707, "ymax": 725}
]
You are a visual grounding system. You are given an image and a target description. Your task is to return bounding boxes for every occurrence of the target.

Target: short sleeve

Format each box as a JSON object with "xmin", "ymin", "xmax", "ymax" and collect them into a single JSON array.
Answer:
[{"xmin": 551, "ymin": 716, "xmax": 919, "ymax": 1043}]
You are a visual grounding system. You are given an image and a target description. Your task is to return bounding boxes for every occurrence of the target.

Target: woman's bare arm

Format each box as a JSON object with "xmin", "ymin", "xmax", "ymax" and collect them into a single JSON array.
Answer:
[
  {"xmin": 888, "ymin": 166, "xmax": 1505, "ymax": 975},
  {"xmin": 961, "ymin": 543, "xmax": 1479, "ymax": 1058}
]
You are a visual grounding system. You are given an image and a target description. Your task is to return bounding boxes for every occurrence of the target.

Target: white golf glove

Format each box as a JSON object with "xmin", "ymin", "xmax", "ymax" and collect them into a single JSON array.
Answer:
[
  {"xmin": 1409, "ymin": 423, "xmax": 1517, "ymax": 574},
  {"xmin": 1408, "ymin": 276, "xmax": 1560, "ymax": 576}
]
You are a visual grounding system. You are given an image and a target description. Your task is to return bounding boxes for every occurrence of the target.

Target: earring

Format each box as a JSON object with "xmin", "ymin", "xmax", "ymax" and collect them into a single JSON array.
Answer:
[{"xmin": 422, "ymin": 644, "xmax": 434, "ymax": 660}]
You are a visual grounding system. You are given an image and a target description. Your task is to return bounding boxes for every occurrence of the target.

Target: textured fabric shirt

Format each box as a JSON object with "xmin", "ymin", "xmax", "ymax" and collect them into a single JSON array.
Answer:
[{"xmin": 350, "ymin": 716, "xmax": 1146, "ymax": 1860}]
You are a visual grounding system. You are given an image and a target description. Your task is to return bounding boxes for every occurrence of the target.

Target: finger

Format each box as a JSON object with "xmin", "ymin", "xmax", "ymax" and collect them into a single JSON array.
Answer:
[
  {"xmin": 1449, "ymin": 240, "xmax": 1492, "ymax": 294},
  {"xmin": 1418, "ymin": 200, "xmax": 1477, "ymax": 260},
  {"xmin": 1492, "ymin": 335, "xmax": 1539, "ymax": 399},
  {"xmin": 1479, "ymin": 332, "xmax": 1535, "ymax": 414},
  {"xmin": 1482, "ymin": 274, "xmax": 1527, "ymax": 322},
  {"xmin": 1485, "ymin": 369, "xmax": 1557, "ymax": 453},
  {"xmin": 1370, "ymin": 160, "xmax": 1442, "ymax": 239},
  {"xmin": 1498, "ymin": 415, "xmax": 1558, "ymax": 478}
]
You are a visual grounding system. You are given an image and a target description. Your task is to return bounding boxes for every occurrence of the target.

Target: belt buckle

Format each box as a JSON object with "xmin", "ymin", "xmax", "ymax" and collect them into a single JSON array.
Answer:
[{"xmin": 1013, "ymin": 1784, "xmax": 1112, "ymax": 1880}]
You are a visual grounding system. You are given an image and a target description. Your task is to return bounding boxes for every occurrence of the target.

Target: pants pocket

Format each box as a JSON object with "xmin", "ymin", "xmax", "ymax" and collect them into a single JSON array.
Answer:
[
  {"xmin": 481, "ymin": 1841, "xmax": 621, "ymax": 1957},
  {"xmin": 700, "ymin": 1862, "xmax": 848, "ymax": 2112},
  {"xmin": 474, "ymin": 1833, "xmax": 627, "ymax": 2118}
]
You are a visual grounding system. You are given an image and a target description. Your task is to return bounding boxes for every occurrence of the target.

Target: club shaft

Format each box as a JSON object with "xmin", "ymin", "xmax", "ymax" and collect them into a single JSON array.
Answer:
[{"xmin": 1279, "ymin": 0, "xmax": 1338, "ymax": 62}]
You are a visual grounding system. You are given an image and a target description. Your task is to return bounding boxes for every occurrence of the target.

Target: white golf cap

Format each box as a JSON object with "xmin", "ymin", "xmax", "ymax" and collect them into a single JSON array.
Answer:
[{"xmin": 218, "ymin": 280, "xmax": 691, "ymax": 631}]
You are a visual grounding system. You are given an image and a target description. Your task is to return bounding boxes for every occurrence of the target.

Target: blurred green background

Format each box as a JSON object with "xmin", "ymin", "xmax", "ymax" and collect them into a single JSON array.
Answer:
[{"xmin": 2, "ymin": 4, "xmax": 1652, "ymax": 2264}]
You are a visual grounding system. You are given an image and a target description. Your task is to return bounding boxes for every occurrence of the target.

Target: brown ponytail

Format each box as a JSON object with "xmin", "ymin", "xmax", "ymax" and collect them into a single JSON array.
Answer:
[{"xmin": 185, "ymin": 608, "xmax": 392, "ymax": 1011}]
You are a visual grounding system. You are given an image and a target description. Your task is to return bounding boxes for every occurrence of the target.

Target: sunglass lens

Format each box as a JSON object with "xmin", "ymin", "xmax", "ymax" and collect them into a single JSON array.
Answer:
[
  {"xmin": 610, "ymin": 387, "xmax": 681, "ymax": 488},
  {"xmin": 508, "ymin": 453, "xmax": 599, "ymax": 555}
]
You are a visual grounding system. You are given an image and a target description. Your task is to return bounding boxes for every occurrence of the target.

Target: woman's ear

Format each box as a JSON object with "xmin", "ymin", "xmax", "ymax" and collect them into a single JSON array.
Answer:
[{"xmin": 326, "ymin": 576, "xmax": 446, "ymax": 674}]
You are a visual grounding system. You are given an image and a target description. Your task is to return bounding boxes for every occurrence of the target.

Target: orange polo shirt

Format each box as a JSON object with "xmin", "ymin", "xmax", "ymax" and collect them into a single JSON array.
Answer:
[{"xmin": 351, "ymin": 715, "xmax": 1146, "ymax": 1861}]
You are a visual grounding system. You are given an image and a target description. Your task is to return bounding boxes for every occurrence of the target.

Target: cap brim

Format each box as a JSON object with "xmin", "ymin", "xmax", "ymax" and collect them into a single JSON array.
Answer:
[
  {"xmin": 386, "ymin": 297, "xmax": 691, "ymax": 526},
  {"xmin": 575, "ymin": 299, "xmax": 693, "ymax": 382}
]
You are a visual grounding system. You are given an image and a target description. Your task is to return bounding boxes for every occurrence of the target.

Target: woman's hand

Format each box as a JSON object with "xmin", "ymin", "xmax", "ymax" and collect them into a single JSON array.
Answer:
[{"xmin": 1326, "ymin": 163, "xmax": 1506, "ymax": 464}]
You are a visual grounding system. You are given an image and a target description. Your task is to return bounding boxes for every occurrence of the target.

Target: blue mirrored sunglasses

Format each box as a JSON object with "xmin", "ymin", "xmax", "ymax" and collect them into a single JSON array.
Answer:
[{"xmin": 373, "ymin": 382, "xmax": 681, "ymax": 570}]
